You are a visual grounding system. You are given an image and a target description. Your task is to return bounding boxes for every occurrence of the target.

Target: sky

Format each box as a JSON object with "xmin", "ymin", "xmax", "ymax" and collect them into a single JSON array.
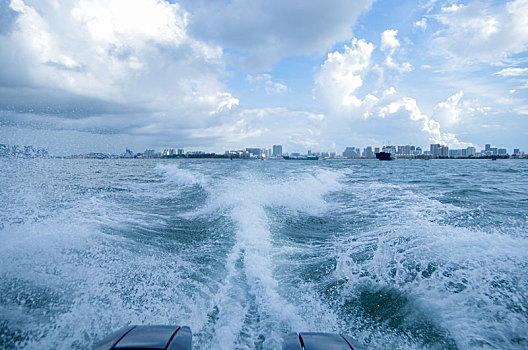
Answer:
[{"xmin": 0, "ymin": 0, "xmax": 527, "ymax": 155}]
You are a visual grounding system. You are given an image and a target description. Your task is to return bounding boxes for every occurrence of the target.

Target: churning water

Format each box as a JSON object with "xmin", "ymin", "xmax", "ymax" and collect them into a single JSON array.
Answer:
[{"xmin": 1, "ymin": 158, "xmax": 527, "ymax": 349}]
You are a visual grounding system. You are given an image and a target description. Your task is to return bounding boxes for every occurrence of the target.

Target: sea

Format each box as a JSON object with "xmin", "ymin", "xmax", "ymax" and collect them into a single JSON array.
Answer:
[{"xmin": 0, "ymin": 158, "xmax": 527, "ymax": 349}]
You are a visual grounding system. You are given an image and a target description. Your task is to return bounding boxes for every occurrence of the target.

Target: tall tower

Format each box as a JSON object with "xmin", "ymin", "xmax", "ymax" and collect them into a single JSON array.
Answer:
[{"xmin": 272, "ymin": 145, "xmax": 283, "ymax": 157}]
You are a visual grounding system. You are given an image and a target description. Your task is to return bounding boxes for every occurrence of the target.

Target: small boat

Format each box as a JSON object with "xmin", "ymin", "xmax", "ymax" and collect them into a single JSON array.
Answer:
[{"xmin": 375, "ymin": 152, "xmax": 394, "ymax": 161}]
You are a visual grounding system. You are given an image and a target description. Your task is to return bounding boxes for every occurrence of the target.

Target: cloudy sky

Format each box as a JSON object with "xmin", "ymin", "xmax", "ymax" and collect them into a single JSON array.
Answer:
[{"xmin": 0, "ymin": 0, "xmax": 527, "ymax": 155}]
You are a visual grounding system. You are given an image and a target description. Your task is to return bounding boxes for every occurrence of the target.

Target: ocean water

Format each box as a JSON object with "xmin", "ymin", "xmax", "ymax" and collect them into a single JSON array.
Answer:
[{"xmin": 0, "ymin": 158, "xmax": 527, "ymax": 349}]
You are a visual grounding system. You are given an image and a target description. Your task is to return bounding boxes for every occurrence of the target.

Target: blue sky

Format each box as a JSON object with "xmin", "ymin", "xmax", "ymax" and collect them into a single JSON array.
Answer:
[{"xmin": 0, "ymin": 0, "xmax": 526, "ymax": 155}]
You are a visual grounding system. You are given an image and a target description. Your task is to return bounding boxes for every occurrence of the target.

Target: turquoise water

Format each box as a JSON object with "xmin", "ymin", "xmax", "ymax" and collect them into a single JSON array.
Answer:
[{"xmin": 0, "ymin": 158, "xmax": 527, "ymax": 349}]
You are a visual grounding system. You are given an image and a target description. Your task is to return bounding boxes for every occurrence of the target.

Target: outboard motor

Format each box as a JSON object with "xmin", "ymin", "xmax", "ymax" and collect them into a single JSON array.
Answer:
[
  {"xmin": 282, "ymin": 332, "xmax": 365, "ymax": 350},
  {"xmin": 93, "ymin": 325, "xmax": 192, "ymax": 350},
  {"xmin": 93, "ymin": 326, "xmax": 365, "ymax": 350}
]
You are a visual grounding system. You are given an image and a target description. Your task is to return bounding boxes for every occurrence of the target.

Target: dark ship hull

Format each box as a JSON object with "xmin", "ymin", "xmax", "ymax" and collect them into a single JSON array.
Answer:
[
  {"xmin": 375, "ymin": 152, "xmax": 394, "ymax": 161},
  {"xmin": 283, "ymin": 156, "xmax": 319, "ymax": 160}
]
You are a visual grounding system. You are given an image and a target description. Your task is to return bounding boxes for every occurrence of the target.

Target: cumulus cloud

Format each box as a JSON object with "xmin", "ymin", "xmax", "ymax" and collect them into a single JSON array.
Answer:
[
  {"xmin": 380, "ymin": 29, "xmax": 400, "ymax": 54},
  {"xmin": 376, "ymin": 93, "xmax": 472, "ymax": 148},
  {"xmin": 380, "ymin": 30, "xmax": 413, "ymax": 72},
  {"xmin": 314, "ymin": 38, "xmax": 373, "ymax": 110},
  {"xmin": 432, "ymin": 91, "xmax": 464, "ymax": 126},
  {"xmin": 314, "ymin": 36, "xmax": 471, "ymax": 148},
  {"xmin": 0, "ymin": 0, "xmax": 241, "ymax": 145},
  {"xmin": 431, "ymin": 0, "xmax": 528, "ymax": 66},
  {"xmin": 186, "ymin": 0, "xmax": 374, "ymax": 70}
]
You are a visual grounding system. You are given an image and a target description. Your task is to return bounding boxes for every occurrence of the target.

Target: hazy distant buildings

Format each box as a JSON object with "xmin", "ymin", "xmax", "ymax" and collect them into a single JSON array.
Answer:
[
  {"xmin": 0, "ymin": 144, "xmax": 49, "ymax": 158},
  {"xmin": 343, "ymin": 147, "xmax": 360, "ymax": 158},
  {"xmin": 162, "ymin": 148, "xmax": 176, "ymax": 157},
  {"xmin": 430, "ymin": 144, "xmax": 448, "ymax": 158},
  {"xmin": 123, "ymin": 148, "xmax": 134, "ymax": 158},
  {"xmin": 246, "ymin": 148, "xmax": 266, "ymax": 158},
  {"xmin": 10, "ymin": 141, "xmax": 522, "ymax": 160},
  {"xmin": 144, "ymin": 149, "xmax": 155, "ymax": 157},
  {"xmin": 479, "ymin": 144, "xmax": 509, "ymax": 156},
  {"xmin": 363, "ymin": 146, "xmax": 374, "ymax": 158}
]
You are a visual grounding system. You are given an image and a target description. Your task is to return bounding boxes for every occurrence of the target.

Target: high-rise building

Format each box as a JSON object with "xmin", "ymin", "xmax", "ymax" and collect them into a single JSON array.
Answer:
[
  {"xmin": 485, "ymin": 144, "xmax": 491, "ymax": 152},
  {"xmin": 374, "ymin": 147, "xmax": 380, "ymax": 154},
  {"xmin": 498, "ymin": 148, "xmax": 507, "ymax": 155},
  {"xmin": 430, "ymin": 144, "xmax": 441, "ymax": 158},
  {"xmin": 513, "ymin": 148, "xmax": 520, "ymax": 155},
  {"xmin": 466, "ymin": 147, "xmax": 476, "ymax": 156},
  {"xmin": 364, "ymin": 146, "xmax": 374, "ymax": 158},
  {"xmin": 178, "ymin": 148, "xmax": 184, "ymax": 155},
  {"xmin": 440, "ymin": 145, "xmax": 449, "ymax": 157},
  {"xmin": 272, "ymin": 145, "xmax": 282, "ymax": 157}
]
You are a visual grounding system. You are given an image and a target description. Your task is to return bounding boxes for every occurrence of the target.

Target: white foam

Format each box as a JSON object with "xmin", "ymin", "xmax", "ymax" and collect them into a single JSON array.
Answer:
[
  {"xmin": 155, "ymin": 163, "xmax": 206, "ymax": 187},
  {"xmin": 333, "ymin": 180, "xmax": 528, "ymax": 349},
  {"xmin": 190, "ymin": 167, "xmax": 349, "ymax": 348}
]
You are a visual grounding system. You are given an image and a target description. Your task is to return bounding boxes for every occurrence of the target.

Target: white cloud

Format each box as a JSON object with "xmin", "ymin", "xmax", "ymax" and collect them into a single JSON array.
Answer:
[
  {"xmin": 314, "ymin": 38, "xmax": 373, "ymax": 110},
  {"xmin": 313, "ymin": 36, "xmax": 471, "ymax": 148},
  {"xmin": 0, "ymin": 0, "xmax": 240, "ymax": 145},
  {"xmin": 493, "ymin": 68, "xmax": 528, "ymax": 77},
  {"xmin": 384, "ymin": 56, "xmax": 413, "ymax": 72},
  {"xmin": 377, "ymin": 93, "xmax": 472, "ymax": 148},
  {"xmin": 414, "ymin": 18, "xmax": 427, "ymax": 30},
  {"xmin": 431, "ymin": 0, "xmax": 528, "ymax": 66},
  {"xmin": 380, "ymin": 29, "xmax": 400, "ymax": 54},
  {"xmin": 247, "ymin": 73, "xmax": 289, "ymax": 95},
  {"xmin": 380, "ymin": 29, "xmax": 413, "ymax": 72},
  {"xmin": 432, "ymin": 91, "xmax": 464, "ymax": 126}
]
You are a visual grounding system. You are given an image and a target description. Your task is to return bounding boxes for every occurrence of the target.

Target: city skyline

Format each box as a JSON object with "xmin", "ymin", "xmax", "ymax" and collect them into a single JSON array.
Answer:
[
  {"xmin": 4, "ymin": 141, "xmax": 523, "ymax": 159},
  {"xmin": 0, "ymin": 0, "xmax": 527, "ymax": 154}
]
